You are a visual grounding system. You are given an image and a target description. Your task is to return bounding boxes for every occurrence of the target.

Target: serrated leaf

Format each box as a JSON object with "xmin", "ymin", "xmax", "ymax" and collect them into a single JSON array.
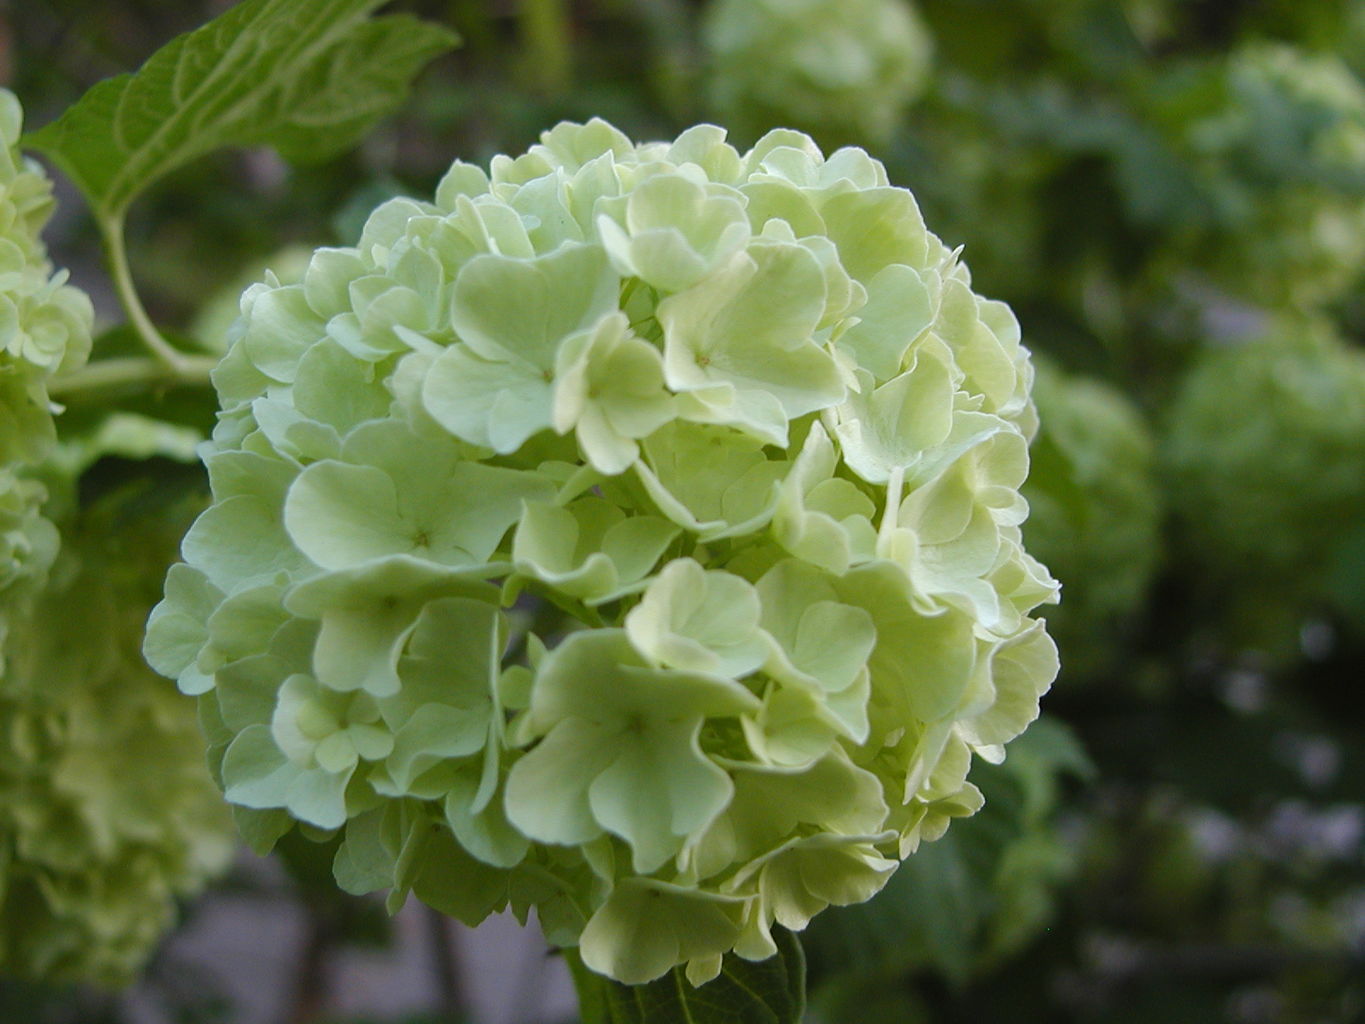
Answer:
[
  {"xmin": 26, "ymin": 0, "xmax": 457, "ymax": 219},
  {"xmin": 574, "ymin": 930, "xmax": 806, "ymax": 1024}
]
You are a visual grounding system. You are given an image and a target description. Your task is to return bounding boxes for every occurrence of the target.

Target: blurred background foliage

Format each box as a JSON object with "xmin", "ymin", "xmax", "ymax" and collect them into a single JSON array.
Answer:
[{"xmin": 2, "ymin": 0, "xmax": 1364, "ymax": 1021}]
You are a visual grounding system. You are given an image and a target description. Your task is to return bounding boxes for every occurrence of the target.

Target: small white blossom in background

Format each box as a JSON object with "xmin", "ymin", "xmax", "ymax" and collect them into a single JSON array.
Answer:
[{"xmin": 702, "ymin": 0, "xmax": 933, "ymax": 147}]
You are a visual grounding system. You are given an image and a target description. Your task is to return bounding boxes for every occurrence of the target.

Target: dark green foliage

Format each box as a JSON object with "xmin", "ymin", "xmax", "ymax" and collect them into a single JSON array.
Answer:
[
  {"xmin": 804, "ymin": 720, "xmax": 1092, "ymax": 986},
  {"xmin": 568, "ymin": 930, "xmax": 805, "ymax": 1024},
  {"xmin": 26, "ymin": 0, "xmax": 458, "ymax": 220}
]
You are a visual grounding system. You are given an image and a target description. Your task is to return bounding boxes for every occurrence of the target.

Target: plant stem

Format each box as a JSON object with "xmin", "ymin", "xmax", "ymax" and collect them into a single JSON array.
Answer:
[
  {"xmin": 876, "ymin": 464, "xmax": 905, "ymax": 557},
  {"xmin": 48, "ymin": 354, "xmax": 217, "ymax": 400},
  {"xmin": 286, "ymin": 907, "xmax": 334, "ymax": 1024},
  {"xmin": 561, "ymin": 947, "xmax": 611, "ymax": 1024},
  {"xmin": 425, "ymin": 906, "xmax": 466, "ymax": 1021},
  {"xmin": 518, "ymin": 0, "xmax": 572, "ymax": 97},
  {"xmin": 100, "ymin": 211, "xmax": 195, "ymax": 373}
]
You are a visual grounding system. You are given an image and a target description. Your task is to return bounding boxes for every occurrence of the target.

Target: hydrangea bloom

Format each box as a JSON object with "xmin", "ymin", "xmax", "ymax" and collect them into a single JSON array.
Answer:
[
  {"xmin": 147, "ymin": 119, "xmax": 1059, "ymax": 984},
  {"xmin": 0, "ymin": 88, "xmax": 92, "ymax": 618},
  {"xmin": 0, "ymin": 468, "xmax": 57, "ymax": 621},
  {"xmin": 0, "ymin": 90, "xmax": 93, "ymax": 464},
  {"xmin": 1022, "ymin": 359, "xmax": 1160, "ymax": 679},
  {"xmin": 1163, "ymin": 318, "xmax": 1365, "ymax": 642},
  {"xmin": 702, "ymin": 0, "xmax": 932, "ymax": 147},
  {"xmin": 1, "ymin": 485, "xmax": 235, "ymax": 986},
  {"xmin": 1154, "ymin": 44, "xmax": 1365, "ymax": 308},
  {"xmin": 0, "ymin": 86, "xmax": 227, "ymax": 987}
]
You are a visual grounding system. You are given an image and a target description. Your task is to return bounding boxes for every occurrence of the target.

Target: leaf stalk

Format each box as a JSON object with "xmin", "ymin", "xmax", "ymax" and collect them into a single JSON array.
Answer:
[
  {"xmin": 101, "ymin": 212, "xmax": 198, "ymax": 374},
  {"xmin": 49, "ymin": 354, "xmax": 217, "ymax": 400}
]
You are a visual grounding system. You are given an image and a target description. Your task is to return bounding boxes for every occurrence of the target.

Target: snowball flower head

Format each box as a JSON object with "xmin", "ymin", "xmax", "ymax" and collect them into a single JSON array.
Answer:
[
  {"xmin": 1159, "ymin": 44, "xmax": 1365, "ymax": 308},
  {"xmin": 2, "ymin": 486, "xmax": 235, "ymax": 986},
  {"xmin": 147, "ymin": 119, "xmax": 1058, "ymax": 985},
  {"xmin": 703, "ymin": 0, "xmax": 932, "ymax": 147},
  {"xmin": 0, "ymin": 89, "xmax": 225, "ymax": 988},
  {"xmin": 1163, "ymin": 317, "xmax": 1365, "ymax": 638},
  {"xmin": 0, "ymin": 89, "xmax": 93, "ymax": 469},
  {"xmin": 0, "ymin": 88, "xmax": 92, "ymax": 610}
]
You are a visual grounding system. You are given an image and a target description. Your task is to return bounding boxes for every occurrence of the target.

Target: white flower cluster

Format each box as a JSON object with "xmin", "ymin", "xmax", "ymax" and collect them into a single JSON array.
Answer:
[
  {"xmin": 703, "ymin": 0, "xmax": 932, "ymax": 146},
  {"xmin": 0, "ymin": 89, "xmax": 92, "ymax": 637},
  {"xmin": 148, "ymin": 119, "xmax": 1059, "ymax": 984},
  {"xmin": 1169, "ymin": 44, "xmax": 1365, "ymax": 307},
  {"xmin": 0, "ymin": 91, "xmax": 231, "ymax": 986},
  {"xmin": 1163, "ymin": 317, "xmax": 1365, "ymax": 633},
  {"xmin": 1, "ymin": 486, "xmax": 236, "ymax": 986}
]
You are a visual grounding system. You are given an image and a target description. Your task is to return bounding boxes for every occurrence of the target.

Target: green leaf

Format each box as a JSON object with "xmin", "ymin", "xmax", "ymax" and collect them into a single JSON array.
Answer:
[
  {"xmin": 25, "ymin": 0, "xmax": 458, "ymax": 219},
  {"xmin": 570, "ymin": 929, "xmax": 806, "ymax": 1024}
]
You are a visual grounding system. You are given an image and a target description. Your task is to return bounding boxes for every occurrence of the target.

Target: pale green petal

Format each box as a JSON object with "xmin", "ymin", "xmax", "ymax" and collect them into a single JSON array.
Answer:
[
  {"xmin": 597, "ymin": 172, "xmax": 750, "ymax": 292},
  {"xmin": 143, "ymin": 564, "xmax": 222, "ymax": 695},
  {"xmin": 756, "ymin": 560, "xmax": 875, "ymax": 705},
  {"xmin": 505, "ymin": 717, "xmax": 617, "ymax": 846},
  {"xmin": 714, "ymin": 750, "xmax": 889, "ymax": 869},
  {"xmin": 659, "ymin": 242, "xmax": 844, "ymax": 430},
  {"xmin": 240, "ymin": 284, "xmax": 324, "ymax": 382},
  {"xmin": 251, "ymin": 397, "xmax": 342, "ymax": 462},
  {"xmin": 740, "ymin": 179, "xmax": 825, "ymax": 237},
  {"xmin": 434, "ymin": 160, "xmax": 491, "ymax": 208},
  {"xmin": 833, "ymin": 561, "xmax": 978, "ymax": 725},
  {"xmin": 741, "ymin": 683, "xmax": 841, "ymax": 768},
  {"xmin": 940, "ymin": 281, "xmax": 1015, "ymax": 403},
  {"xmin": 955, "ymin": 619, "xmax": 1058, "ymax": 750},
  {"xmin": 513, "ymin": 498, "xmax": 678, "ymax": 603},
  {"xmin": 837, "ymin": 263, "xmax": 936, "ymax": 381},
  {"xmin": 182, "ymin": 494, "xmax": 311, "ymax": 592},
  {"xmin": 579, "ymin": 878, "xmax": 746, "ymax": 985},
  {"xmin": 588, "ymin": 718, "xmax": 735, "ymax": 872},
  {"xmin": 291, "ymin": 337, "xmax": 392, "ymax": 429},
  {"xmin": 445, "ymin": 767, "xmax": 530, "ymax": 868},
  {"xmin": 747, "ymin": 835, "xmax": 896, "ymax": 934},
  {"xmin": 551, "ymin": 312, "xmax": 674, "ymax": 474},
  {"xmin": 522, "ymin": 629, "xmax": 760, "ymax": 734},
  {"xmin": 832, "ymin": 339, "xmax": 958, "ymax": 485},
  {"xmin": 449, "ymin": 244, "xmax": 618, "ymax": 367},
  {"xmin": 421, "ymin": 342, "xmax": 553, "ymax": 452},
  {"xmin": 510, "ymin": 171, "xmax": 585, "ymax": 251},
  {"xmin": 402, "ymin": 816, "xmax": 512, "ymax": 927},
  {"xmin": 384, "ymin": 704, "xmax": 487, "ymax": 790},
  {"xmin": 624, "ymin": 558, "xmax": 768, "ymax": 677},
  {"xmin": 222, "ymin": 724, "xmax": 300, "ymax": 810},
  {"xmin": 772, "ymin": 422, "xmax": 877, "ymax": 574},
  {"xmin": 667, "ymin": 123, "xmax": 744, "ymax": 183},
  {"xmin": 636, "ymin": 421, "xmax": 788, "ymax": 539},
  {"xmin": 284, "ymin": 461, "xmax": 407, "ymax": 569},
  {"xmin": 819, "ymin": 186, "xmax": 928, "ymax": 282},
  {"xmin": 284, "ymin": 558, "xmax": 498, "ymax": 696}
]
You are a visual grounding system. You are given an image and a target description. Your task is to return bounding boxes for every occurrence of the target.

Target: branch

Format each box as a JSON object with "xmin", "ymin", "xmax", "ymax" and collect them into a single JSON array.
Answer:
[{"xmin": 48, "ymin": 355, "xmax": 217, "ymax": 401}]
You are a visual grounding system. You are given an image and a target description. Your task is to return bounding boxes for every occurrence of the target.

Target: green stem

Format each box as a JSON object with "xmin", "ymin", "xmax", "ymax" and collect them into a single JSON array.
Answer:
[
  {"xmin": 99, "ymin": 211, "xmax": 194, "ymax": 372},
  {"xmin": 562, "ymin": 947, "xmax": 612, "ymax": 1024},
  {"xmin": 424, "ymin": 906, "xmax": 466, "ymax": 1021},
  {"xmin": 518, "ymin": 0, "xmax": 572, "ymax": 97},
  {"xmin": 875, "ymin": 464, "xmax": 905, "ymax": 558},
  {"xmin": 48, "ymin": 354, "xmax": 217, "ymax": 400}
]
